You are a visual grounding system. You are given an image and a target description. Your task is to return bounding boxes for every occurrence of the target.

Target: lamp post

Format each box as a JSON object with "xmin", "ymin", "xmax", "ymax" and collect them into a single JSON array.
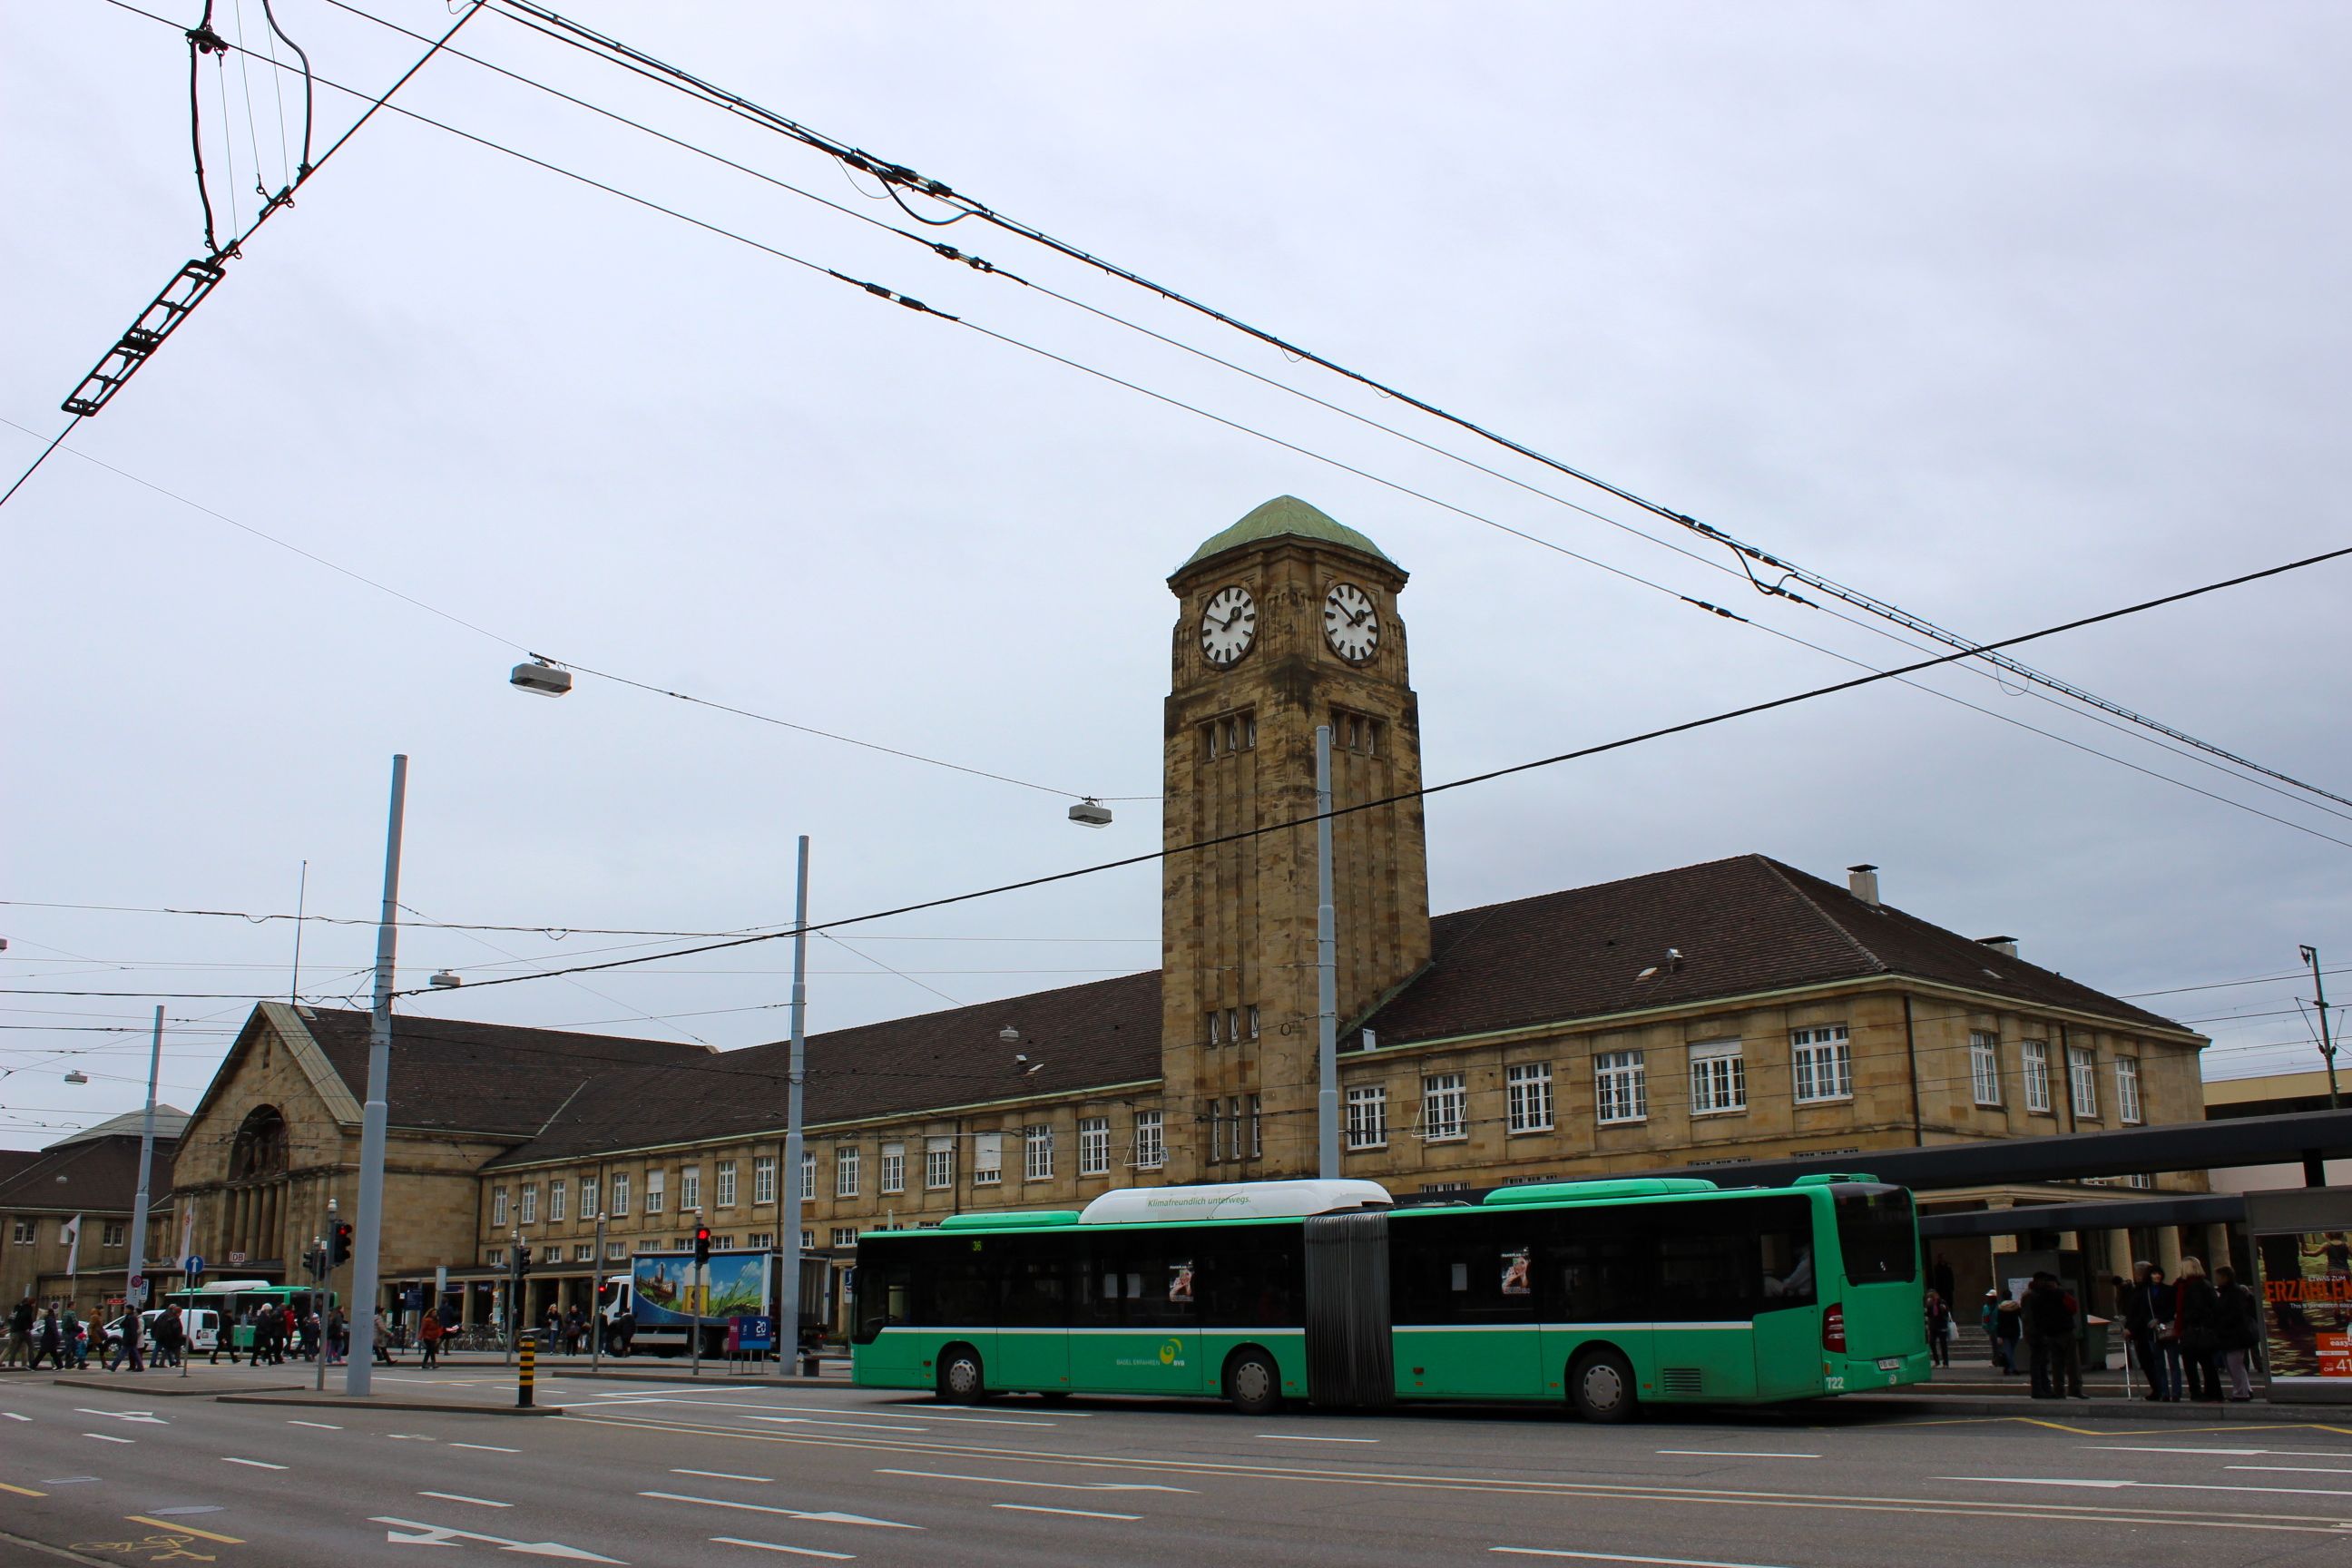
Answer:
[
  {"xmin": 778, "ymin": 837, "xmax": 809, "ymax": 1375},
  {"xmin": 2303, "ymin": 945, "xmax": 2340, "ymax": 1110},
  {"xmin": 315, "ymin": 1196, "xmax": 336, "ymax": 1391},
  {"xmin": 122, "ymin": 1005, "xmax": 165, "ymax": 1354},
  {"xmin": 591, "ymin": 1210, "xmax": 607, "ymax": 1375},
  {"xmin": 345, "ymin": 754, "xmax": 407, "ymax": 1396}
]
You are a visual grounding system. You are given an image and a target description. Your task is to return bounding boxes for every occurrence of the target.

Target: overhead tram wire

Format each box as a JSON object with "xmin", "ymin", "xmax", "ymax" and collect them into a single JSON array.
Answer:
[
  {"xmin": 48, "ymin": 13, "xmax": 2352, "ymax": 842},
  {"xmin": 475, "ymin": 0, "xmax": 2352, "ymax": 819},
  {"xmin": 80, "ymin": 14, "xmax": 2352, "ymax": 845},
  {"xmin": 374, "ymin": 544, "xmax": 2352, "ymax": 1002}
]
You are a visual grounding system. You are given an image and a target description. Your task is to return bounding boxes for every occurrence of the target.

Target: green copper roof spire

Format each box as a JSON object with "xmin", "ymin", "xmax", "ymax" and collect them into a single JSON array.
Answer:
[{"xmin": 1177, "ymin": 495, "xmax": 1396, "ymax": 574}]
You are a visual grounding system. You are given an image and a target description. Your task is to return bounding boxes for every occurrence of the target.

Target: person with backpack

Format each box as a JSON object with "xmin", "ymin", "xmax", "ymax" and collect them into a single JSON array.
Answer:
[
  {"xmin": 60, "ymin": 1307, "xmax": 86, "ymax": 1370},
  {"xmin": 2213, "ymin": 1262, "xmax": 2261, "ymax": 1401}
]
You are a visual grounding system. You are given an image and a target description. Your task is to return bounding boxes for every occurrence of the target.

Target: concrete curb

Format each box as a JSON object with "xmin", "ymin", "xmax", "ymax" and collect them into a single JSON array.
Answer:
[
  {"xmin": 1845, "ymin": 1393, "xmax": 2352, "ymax": 1422},
  {"xmin": 215, "ymin": 1393, "xmax": 566, "ymax": 1416}
]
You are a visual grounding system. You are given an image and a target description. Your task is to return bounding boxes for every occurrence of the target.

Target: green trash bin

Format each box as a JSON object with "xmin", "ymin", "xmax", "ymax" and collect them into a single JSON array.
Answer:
[{"xmin": 2082, "ymin": 1315, "xmax": 2110, "ymax": 1370}]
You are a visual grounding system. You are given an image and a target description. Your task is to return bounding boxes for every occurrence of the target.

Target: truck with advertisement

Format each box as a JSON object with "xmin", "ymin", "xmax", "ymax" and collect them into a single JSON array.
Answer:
[{"xmin": 622, "ymin": 1248, "xmax": 773, "ymax": 1357}]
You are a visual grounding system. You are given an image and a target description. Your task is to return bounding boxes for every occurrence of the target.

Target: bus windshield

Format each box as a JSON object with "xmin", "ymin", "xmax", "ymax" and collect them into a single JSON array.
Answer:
[{"xmin": 1833, "ymin": 1185, "xmax": 1916, "ymax": 1284}]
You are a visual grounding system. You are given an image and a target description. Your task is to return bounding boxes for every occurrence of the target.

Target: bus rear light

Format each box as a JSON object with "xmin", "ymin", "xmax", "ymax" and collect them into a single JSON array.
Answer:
[{"xmin": 1821, "ymin": 1304, "xmax": 1847, "ymax": 1354}]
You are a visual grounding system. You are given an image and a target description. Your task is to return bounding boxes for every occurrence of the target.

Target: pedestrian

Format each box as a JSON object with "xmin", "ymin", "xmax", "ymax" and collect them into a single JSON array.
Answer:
[
  {"xmin": 418, "ymin": 1308, "xmax": 444, "ymax": 1368},
  {"xmin": 154, "ymin": 1304, "xmax": 186, "ymax": 1369},
  {"xmin": 1994, "ymin": 1294, "xmax": 2023, "ymax": 1374},
  {"xmin": 372, "ymin": 1308, "xmax": 396, "ymax": 1365},
  {"xmin": 2214, "ymin": 1264, "xmax": 2261, "ymax": 1401},
  {"xmin": 60, "ymin": 1307, "xmax": 86, "ymax": 1370},
  {"xmin": 326, "ymin": 1307, "xmax": 348, "ymax": 1366},
  {"xmin": 2025, "ymin": 1272, "xmax": 2084, "ymax": 1398},
  {"xmin": 1932, "ymin": 1253, "xmax": 1957, "ymax": 1315},
  {"xmin": 2175, "ymin": 1256, "xmax": 2222, "ymax": 1402},
  {"xmin": 33, "ymin": 1306, "xmax": 64, "ymax": 1370},
  {"xmin": 5, "ymin": 1297, "xmax": 33, "ymax": 1367},
  {"xmin": 2122, "ymin": 1261, "xmax": 2161, "ymax": 1399},
  {"xmin": 106, "ymin": 1305, "xmax": 142, "ymax": 1373},
  {"xmin": 565, "ymin": 1305, "xmax": 585, "ymax": 1356},
  {"xmin": 299, "ymin": 1310, "xmax": 319, "ymax": 1363},
  {"xmin": 1924, "ymin": 1290, "xmax": 1953, "ymax": 1367}
]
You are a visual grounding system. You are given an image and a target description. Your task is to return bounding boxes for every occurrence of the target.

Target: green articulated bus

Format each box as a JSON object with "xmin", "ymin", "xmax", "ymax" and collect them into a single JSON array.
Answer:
[{"xmin": 852, "ymin": 1174, "xmax": 1929, "ymax": 1420}]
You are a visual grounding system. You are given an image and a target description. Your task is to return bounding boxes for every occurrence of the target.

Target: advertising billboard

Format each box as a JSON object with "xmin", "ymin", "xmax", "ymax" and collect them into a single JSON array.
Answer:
[
  {"xmin": 632, "ymin": 1250, "xmax": 773, "ymax": 1329},
  {"xmin": 2255, "ymin": 1229, "xmax": 2352, "ymax": 1386}
]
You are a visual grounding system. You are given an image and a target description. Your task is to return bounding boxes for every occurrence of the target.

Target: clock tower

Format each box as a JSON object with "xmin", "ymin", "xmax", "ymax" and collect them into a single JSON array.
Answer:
[{"xmin": 1160, "ymin": 496, "xmax": 1432, "ymax": 1181}]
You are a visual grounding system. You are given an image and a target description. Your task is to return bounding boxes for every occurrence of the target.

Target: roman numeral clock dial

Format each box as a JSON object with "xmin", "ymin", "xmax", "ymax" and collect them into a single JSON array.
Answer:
[
  {"xmin": 1200, "ymin": 584, "xmax": 1257, "ymax": 667},
  {"xmin": 1323, "ymin": 582, "xmax": 1380, "ymax": 662}
]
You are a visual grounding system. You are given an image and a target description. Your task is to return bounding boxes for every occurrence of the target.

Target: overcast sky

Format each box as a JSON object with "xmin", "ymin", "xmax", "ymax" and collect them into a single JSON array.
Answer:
[{"xmin": 5, "ymin": 2, "xmax": 2347, "ymax": 1149}]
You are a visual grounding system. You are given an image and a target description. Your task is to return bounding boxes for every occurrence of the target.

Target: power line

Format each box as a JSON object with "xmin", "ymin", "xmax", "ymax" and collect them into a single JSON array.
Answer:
[{"xmin": 481, "ymin": 0, "xmax": 2352, "ymax": 820}]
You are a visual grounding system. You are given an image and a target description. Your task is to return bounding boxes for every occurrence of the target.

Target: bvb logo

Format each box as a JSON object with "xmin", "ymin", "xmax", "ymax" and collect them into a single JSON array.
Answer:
[{"xmin": 1158, "ymin": 1338, "xmax": 1183, "ymax": 1366}]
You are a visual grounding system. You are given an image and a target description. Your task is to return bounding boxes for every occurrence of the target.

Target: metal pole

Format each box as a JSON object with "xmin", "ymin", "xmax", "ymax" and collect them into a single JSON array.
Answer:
[
  {"xmin": 2304, "ymin": 946, "xmax": 2339, "ymax": 1110},
  {"xmin": 315, "ymin": 1196, "xmax": 335, "ymax": 1391},
  {"xmin": 289, "ymin": 859, "xmax": 308, "ymax": 1004},
  {"xmin": 779, "ymin": 835, "xmax": 809, "ymax": 1373},
  {"xmin": 345, "ymin": 753, "xmax": 407, "ymax": 1396},
  {"xmin": 122, "ymin": 1004, "xmax": 163, "ymax": 1371},
  {"xmin": 505, "ymin": 1231, "xmax": 517, "ymax": 1367},
  {"xmin": 591, "ymin": 1210, "xmax": 606, "ymax": 1376},
  {"xmin": 690, "ymin": 1222, "xmax": 702, "ymax": 1378},
  {"xmin": 1315, "ymin": 727, "xmax": 1339, "ymax": 1180}
]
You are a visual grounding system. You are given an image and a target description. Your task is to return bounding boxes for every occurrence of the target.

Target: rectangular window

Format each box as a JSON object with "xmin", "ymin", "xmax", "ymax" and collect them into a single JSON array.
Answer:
[
  {"xmin": 486, "ymin": 1249, "xmax": 505, "ymax": 1268},
  {"xmin": 925, "ymin": 1136, "xmax": 955, "ymax": 1191},
  {"xmin": 680, "ymin": 1167, "xmax": 701, "ymax": 1212},
  {"xmin": 2115, "ymin": 1056, "xmax": 2143, "ymax": 1124},
  {"xmin": 645, "ymin": 1170, "xmax": 665, "ymax": 1215},
  {"xmin": 1079, "ymin": 1116, "xmax": 1110, "ymax": 1177},
  {"xmin": 1790, "ymin": 1024, "xmax": 1853, "ymax": 1104},
  {"xmin": 519, "ymin": 1185, "xmax": 538, "ymax": 1225},
  {"xmin": 549, "ymin": 1180, "xmax": 567, "ymax": 1222},
  {"xmin": 748, "ymin": 1232, "xmax": 773, "ymax": 1250},
  {"xmin": 103, "ymin": 1221, "xmax": 126, "ymax": 1248},
  {"xmin": 1206, "ymin": 1010, "xmax": 1222, "ymax": 1046},
  {"xmin": 1969, "ymin": 1031, "xmax": 2002, "ymax": 1106},
  {"xmin": 1688, "ymin": 1040, "xmax": 1746, "ymax": 1115},
  {"xmin": 800, "ymin": 1152, "xmax": 817, "ymax": 1201},
  {"xmin": 974, "ymin": 1131, "xmax": 1004, "ymax": 1187},
  {"xmin": 574, "ymin": 1243, "xmax": 593, "ymax": 1262},
  {"xmin": 1346, "ymin": 1084, "xmax": 1388, "ymax": 1150},
  {"xmin": 580, "ymin": 1175, "xmax": 598, "ymax": 1219},
  {"xmin": 831, "ymin": 1227, "xmax": 858, "ymax": 1248},
  {"xmin": 1210, "ymin": 1102, "xmax": 1224, "ymax": 1163},
  {"xmin": 1422, "ymin": 1073, "xmax": 1466, "ymax": 1142},
  {"xmin": 2022, "ymin": 1040, "xmax": 2053, "ymax": 1113},
  {"xmin": 881, "ymin": 1142, "xmax": 906, "ymax": 1193},
  {"xmin": 800, "ymin": 1230, "xmax": 816, "ymax": 1252},
  {"xmin": 1250, "ymin": 1094, "xmax": 1262, "ymax": 1159},
  {"xmin": 1505, "ymin": 1062, "xmax": 1553, "ymax": 1132},
  {"xmin": 1133, "ymin": 1112, "xmax": 1164, "ymax": 1171},
  {"xmin": 753, "ymin": 1155, "xmax": 777, "ymax": 1204},
  {"xmin": 716, "ymin": 1161, "xmax": 737, "ymax": 1209},
  {"xmin": 1594, "ymin": 1051, "xmax": 1648, "ymax": 1123},
  {"xmin": 2069, "ymin": 1044, "xmax": 2099, "ymax": 1119},
  {"xmin": 492, "ymin": 1187, "xmax": 509, "ymax": 1227},
  {"xmin": 836, "ymin": 1145, "xmax": 860, "ymax": 1198},
  {"xmin": 610, "ymin": 1173, "xmax": 630, "ymax": 1217},
  {"xmin": 605, "ymin": 1240, "xmax": 626, "ymax": 1261},
  {"xmin": 1024, "ymin": 1124, "xmax": 1054, "ymax": 1181}
]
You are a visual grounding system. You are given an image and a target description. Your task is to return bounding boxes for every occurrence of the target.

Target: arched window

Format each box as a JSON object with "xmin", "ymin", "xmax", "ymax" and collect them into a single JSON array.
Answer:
[{"xmin": 230, "ymin": 1105, "xmax": 289, "ymax": 1180}]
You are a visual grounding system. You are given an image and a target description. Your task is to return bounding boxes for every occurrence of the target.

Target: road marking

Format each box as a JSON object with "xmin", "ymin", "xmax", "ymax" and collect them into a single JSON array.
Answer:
[
  {"xmin": 386, "ymin": 1433, "xmax": 438, "ymax": 1442},
  {"xmin": 453, "ymin": 1443, "xmax": 524, "ymax": 1454},
  {"xmin": 1655, "ymin": 1451, "xmax": 1820, "ymax": 1460},
  {"xmin": 423, "ymin": 1490, "xmax": 518, "ymax": 1508},
  {"xmin": 710, "ymin": 1540, "xmax": 855, "ymax": 1561},
  {"xmin": 2, "ymin": 1413, "xmax": 29, "ymax": 1422},
  {"xmin": 76, "ymin": 1408, "xmax": 166, "ymax": 1424},
  {"xmin": 222, "ymin": 1456, "xmax": 289, "ymax": 1469},
  {"xmin": 144, "ymin": 1507, "xmax": 227, "ymax": 1516},
  {"xmin": 288, "ymin": 1419, "xmax": 343, "ymax": 1430},
  {"xmin": 1493, "ymin": 1552, "xmax": 1795, "ymax": 1568},
  {"xmin": 2084, "ymin": 1445, "xmax": 2352, "ymax": 1457},
  {"xmin": 2230, "ymin": 1465, "xmax": 2352, "ymax": 1475},
  {"xmin": 1257, "ymin": 1434, "xmax": 1377, "ymax": 1444},
  {"xmin": 744, "ymin": 1416, "xmax": 932, "ymax": 1434},
  {"xmin": 375, "ymin": 1516, "xmax": 622, "ymax": 1560},
  {"xmin": 127, "ymin": 1515, "xmax": 244, "ymax": 1544},
  {"xmin": 637, "ymin": 1492, "xmax": 919, "ymax": 1530},
  {"xmin": 674, "ymin": 1469, "xmax": 775, "ymax": 1483},
  {"xmin": 991, "ymin": 1503, "xmax": 1142, "ymax": 1521},
  {"xmin": 887, "ymin": 1413, "xmax": 1056, "ymax": 1428},
  {"xmin": 1943, "ymin": 1475, "xmax": 2352, "ymax": 1498},
  {"xmin": 0, "ymin": 1481, "xmax": 47, "ymax": 1497},
  {"xmin": 83, "ymin": 1433, "xmax": 135, "ymax": 1444},
  {"xmin": 877, "ymin": 1467, "xmax": 1192, "ymax": 1494},
  {"xmin": 40, "ymin": 1477, "xmax": 101, "ymax": 1485}
]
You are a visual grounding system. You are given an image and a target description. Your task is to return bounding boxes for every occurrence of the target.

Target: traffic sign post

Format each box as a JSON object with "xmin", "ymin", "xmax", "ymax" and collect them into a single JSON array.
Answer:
[{"xmin": 185, "ymin": 1254, "xmax": 205, "ymax": 1285}]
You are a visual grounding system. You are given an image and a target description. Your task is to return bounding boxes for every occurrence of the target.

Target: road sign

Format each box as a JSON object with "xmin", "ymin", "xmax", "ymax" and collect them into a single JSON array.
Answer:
[
  {"xmin": 184, "ymin": 1254, "xmax": 204, "ymax": 1281},
  {"xmin": 228, "ymin": 1250, "xmax": 246, "ymax": 1265},
  {"xmin": 734, "ymin": 1314, "xmax": 776, "ymax": 1353}
]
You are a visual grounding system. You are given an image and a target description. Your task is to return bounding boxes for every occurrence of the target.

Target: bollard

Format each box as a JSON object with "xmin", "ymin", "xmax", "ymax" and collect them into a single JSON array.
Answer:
[{"xmin": 517, "ymin": 1330, "xmax": 535, "ymax": 1408}]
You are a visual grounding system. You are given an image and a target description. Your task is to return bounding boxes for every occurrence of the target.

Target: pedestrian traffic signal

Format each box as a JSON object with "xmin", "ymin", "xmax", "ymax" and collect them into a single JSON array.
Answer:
[
  {"xmin": 330, "ymin": 1221, "xmax": 353, "ymax": 1266},
  {"xmin": 693, "ymin": 1226, "xmax": 711, "ymax": 1266}
]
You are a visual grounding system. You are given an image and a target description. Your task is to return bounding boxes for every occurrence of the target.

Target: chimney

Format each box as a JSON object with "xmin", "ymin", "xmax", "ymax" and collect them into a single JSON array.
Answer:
[
  {"xmin": 1977, "ymin": 935, "xmax": 2019, "ymax": 959},
  {"xmin": 1847, "ymin": 864, "xmax": 1880, "ymax": 906}
]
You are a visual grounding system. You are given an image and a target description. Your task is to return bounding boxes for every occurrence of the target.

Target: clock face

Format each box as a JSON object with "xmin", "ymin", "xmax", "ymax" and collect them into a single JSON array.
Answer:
[
  {"xmin": 1323, "ymin": 582, "xmax": 1380, "ymax": 662},
  {"xmin": 1200, "ymin": 584, "xmax": 1257, "ymax": 667}
]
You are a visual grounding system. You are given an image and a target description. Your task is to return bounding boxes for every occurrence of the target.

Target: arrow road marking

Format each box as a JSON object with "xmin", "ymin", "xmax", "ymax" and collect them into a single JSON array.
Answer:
[
  {"xmin": 374, "ymin": 1516, "xmax": 626, "ymax": 1561},
  {"xmin": 77, "ymin": 1408, "xmax": 168, "ymax": 1424}
]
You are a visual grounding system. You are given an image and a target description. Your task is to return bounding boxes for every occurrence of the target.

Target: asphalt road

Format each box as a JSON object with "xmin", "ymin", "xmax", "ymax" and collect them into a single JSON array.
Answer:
[{"xmin": 5, "ymin": 1367, "xmax": 2351, "ymax": 1567}]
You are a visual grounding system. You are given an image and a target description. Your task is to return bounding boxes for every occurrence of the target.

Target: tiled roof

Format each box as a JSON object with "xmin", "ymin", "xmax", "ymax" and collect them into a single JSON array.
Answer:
[
  {"xmin": 0, "ymin": 1134, "xmax": 175, "ymax": 1213},
  {"xmin": 1358, "ymin": 854, "xmax": 2188, "ymax": 1045},
  {"xmin": 292, "ymin": 1007, "xmax": 715, "ymax": 1138},
  {"xmin": 485, "ymin": 969, "xmax": 1162, "ymax": 1168}
]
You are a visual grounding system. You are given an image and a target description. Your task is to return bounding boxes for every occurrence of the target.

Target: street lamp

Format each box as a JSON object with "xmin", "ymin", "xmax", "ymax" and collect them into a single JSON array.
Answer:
[
  {"xmin": 2301, "ymin": 945, "xmax": 2339, "ymax": 1110},
  {"xmin": 509, "ymin": 657, "xmax": 572, "ymax": 696}
]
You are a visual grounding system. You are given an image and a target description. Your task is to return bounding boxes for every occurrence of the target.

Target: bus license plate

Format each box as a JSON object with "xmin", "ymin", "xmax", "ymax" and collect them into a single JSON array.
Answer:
[{"xmin": 1876, "ymin": 1357, "xmax": 1904, "ymax": 1371}]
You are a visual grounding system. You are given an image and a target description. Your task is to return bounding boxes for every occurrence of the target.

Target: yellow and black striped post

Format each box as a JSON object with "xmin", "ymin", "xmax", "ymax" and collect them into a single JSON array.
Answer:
[{"xmin": 517, "ymin": 1330, "xmax": 536, "ymax": 1408}]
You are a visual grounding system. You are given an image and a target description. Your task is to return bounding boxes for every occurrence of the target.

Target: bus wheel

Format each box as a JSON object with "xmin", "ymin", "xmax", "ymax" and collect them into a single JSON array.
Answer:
[
  {"xmin": 1224, "ymin": 1348, "xmax": 1281, "ymax": 1417},
  {"xmin": 936, "ymin": 1345, "xmax": 985, "ymax": 1405},
  {"xmin": 1568, "ymin": 1349, "xmax": 1637, "ymax": 1424}
]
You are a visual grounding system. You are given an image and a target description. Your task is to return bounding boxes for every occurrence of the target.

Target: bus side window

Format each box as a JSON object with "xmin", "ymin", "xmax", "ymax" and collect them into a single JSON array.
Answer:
[{"xmin": 1541, "ymin": 1209, "xmax": 1649, "ymax": 1323}]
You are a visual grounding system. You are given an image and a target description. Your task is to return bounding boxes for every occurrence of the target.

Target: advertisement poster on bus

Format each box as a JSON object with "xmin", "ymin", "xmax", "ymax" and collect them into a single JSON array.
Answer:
[
  {"xmin": 632, "ymin": 1251, "xmax": 772, "ymax": 1328},
  {"xmin": 2255, "ymin": 1230, "xmax": 2351, "ymax": 1383}
]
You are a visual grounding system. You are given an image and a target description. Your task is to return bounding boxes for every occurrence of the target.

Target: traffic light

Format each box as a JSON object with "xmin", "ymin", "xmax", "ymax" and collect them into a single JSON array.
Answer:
[
  {"xmin": 515, "ymin": 1244, "xmax": 532, "ymax": 1279},
  {"xmin": 693, "ymin": 1226, "xmax": 711, "ymax": 1266},
  {"xmin": 330, "ymin": 1221, "xmax": 353, "ymax": 1267},
  {"xmin": 306, "ymin": 1245, "xmax": 327, "ymax": 1281}
]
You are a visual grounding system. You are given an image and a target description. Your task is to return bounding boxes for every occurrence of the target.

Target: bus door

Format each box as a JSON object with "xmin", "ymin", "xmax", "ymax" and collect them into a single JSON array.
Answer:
[
  {"xmin": 1538, "ymin": 1209, "xmax": 1651, "ymax": 1401},
  {"xmin": 1074, "ymin": 1231, "xmax": 1201, "ymax": 1396},
  {"xmin": 989, "ymin": 1234, "xmax": 1070, "ymax": 1393},
  {"xmin": 1392, "ymin": 1213, "xmax": 1539, "ymax": 1398},
  {"xmin": 1749, "ymin": 1197, "xmax": 1825, "ymax": 1400}
]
